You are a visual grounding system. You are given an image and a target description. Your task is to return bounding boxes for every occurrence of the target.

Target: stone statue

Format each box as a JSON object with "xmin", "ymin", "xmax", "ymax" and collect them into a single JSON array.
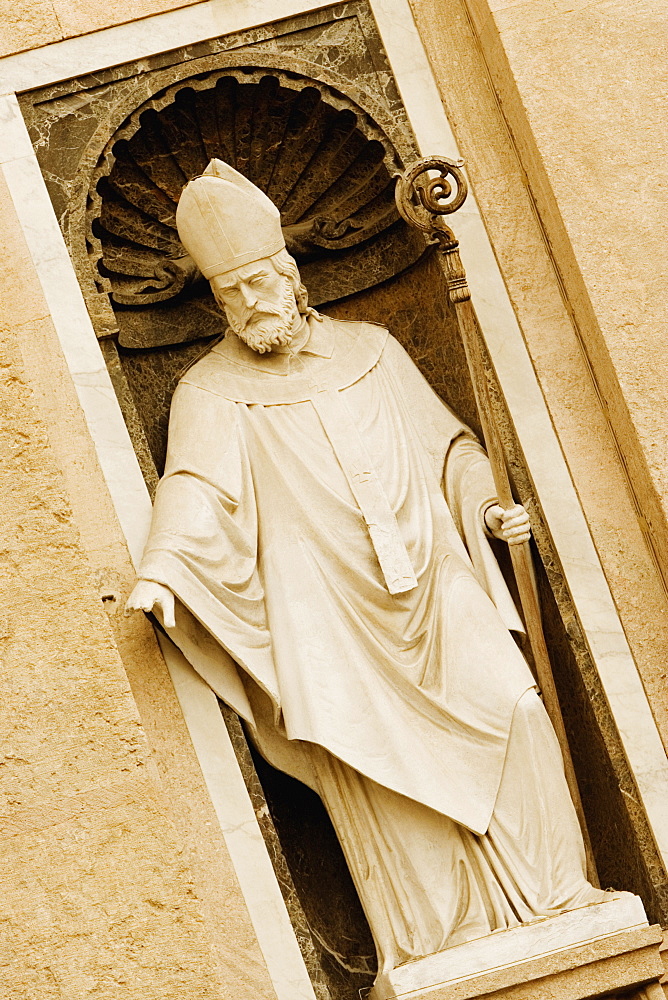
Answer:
[{"xmin": 126, "ymin": 160, "xmax": 605, "ymax": 977}]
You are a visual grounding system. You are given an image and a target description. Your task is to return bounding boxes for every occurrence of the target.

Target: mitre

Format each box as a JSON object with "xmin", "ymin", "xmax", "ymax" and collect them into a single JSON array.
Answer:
[{"xmin": 176, "ymin": 159, "xmax": 285, "ymax": 279}]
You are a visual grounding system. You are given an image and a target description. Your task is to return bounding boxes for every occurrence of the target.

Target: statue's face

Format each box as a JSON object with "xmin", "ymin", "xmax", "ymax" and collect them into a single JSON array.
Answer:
[{"xmin": 210, "ymin": 258, "xmax": 300, "ymax": 354}]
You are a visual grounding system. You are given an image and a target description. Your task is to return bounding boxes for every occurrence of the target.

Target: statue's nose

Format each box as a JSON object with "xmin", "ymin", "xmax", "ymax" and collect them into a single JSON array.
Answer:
[{"xmin": 240, "ymin": 282, "xmax": 257, "ymax": 307}]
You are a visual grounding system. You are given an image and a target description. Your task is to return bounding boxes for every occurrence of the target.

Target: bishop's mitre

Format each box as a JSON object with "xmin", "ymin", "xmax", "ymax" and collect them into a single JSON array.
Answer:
[{"xmin": 176, "ymin": 159, "xmax": 286, "ymax": 279}]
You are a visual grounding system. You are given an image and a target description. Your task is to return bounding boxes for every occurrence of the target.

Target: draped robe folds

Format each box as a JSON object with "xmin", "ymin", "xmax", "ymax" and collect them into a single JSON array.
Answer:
[
  {"xmin": 139, "ymin": 315, "xmax": 602, "ymax": 966},
  {"xmin": 140, "ymin": 315, "xmax": 535, "ymax": 834}
]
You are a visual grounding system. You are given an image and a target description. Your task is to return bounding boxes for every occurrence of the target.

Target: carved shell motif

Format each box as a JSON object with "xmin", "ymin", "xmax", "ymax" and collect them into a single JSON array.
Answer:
[{"xmin": 90, "ymin": 69, "xmax": 425, "ymax": 337}]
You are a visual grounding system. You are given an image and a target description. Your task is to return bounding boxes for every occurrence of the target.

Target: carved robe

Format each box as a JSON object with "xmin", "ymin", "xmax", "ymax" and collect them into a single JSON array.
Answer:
[{"xmin": 139, "ymin": 315, "xmax": 600, "ymax": 970}]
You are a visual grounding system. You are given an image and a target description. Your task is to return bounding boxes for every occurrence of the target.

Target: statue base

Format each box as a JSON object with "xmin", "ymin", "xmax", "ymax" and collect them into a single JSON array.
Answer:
[{"xmin": 370, "ymin": 892, "xmax": 664, "ymax": 1000}]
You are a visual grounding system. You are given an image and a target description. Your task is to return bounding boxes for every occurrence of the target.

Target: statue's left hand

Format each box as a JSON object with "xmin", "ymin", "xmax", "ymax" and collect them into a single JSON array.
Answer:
[
  {"xmin": 125, "ymin": 580, "xmax": 176, "ymax": 628},
  {"xmin": 484, "ymin": 503, "xmax": 531, "ymax": 546}
]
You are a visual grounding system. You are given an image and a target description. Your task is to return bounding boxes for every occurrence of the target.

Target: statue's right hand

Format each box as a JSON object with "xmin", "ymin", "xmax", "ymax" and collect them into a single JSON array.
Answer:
[{"xmin": 125, "ymin": 580, "xmax": 176, "ymax": 629}]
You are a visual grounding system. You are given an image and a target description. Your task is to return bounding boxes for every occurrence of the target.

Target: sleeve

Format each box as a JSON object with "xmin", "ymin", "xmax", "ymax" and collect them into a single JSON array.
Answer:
[
  {"xmin": 141, "ymin": 382, "xmax": 253, "ymax": 576},
  {"xmin": 444, "ymin": 435, "xmax": 524, "ymax": 634},
  {"xmin": 381, "ymin": 334, "xmax": 523, "ymax": 630},
  {"xmin": 380, "ymin": 333, "xmax": 469, "ymax": 481},
  {"xmin": 139, "ymin": 381, "xmax": 279, "ymax": 707}
]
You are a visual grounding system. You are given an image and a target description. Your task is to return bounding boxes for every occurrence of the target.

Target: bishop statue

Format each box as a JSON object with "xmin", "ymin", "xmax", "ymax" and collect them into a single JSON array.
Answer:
[{"xmin": 127, "ymin": 159, "xmax": 605, "ymax": 977}]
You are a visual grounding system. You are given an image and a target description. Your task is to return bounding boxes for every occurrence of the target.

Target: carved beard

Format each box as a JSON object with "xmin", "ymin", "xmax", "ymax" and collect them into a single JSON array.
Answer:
[{"xmin": 226, "ymin": 280, "xmax": 300, "ymax": 354}]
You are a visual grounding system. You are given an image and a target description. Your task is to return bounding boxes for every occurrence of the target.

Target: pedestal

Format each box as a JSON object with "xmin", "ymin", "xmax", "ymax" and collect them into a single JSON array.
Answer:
[{"xmin": 371, "ymin": 893, "xmax": 664, "ymax": 1000}]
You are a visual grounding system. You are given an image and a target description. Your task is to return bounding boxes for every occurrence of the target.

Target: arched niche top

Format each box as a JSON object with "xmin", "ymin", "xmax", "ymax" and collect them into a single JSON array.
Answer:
[{"xmin": 84, "ymin": 67, "xmax": 428, "ymax": 347}]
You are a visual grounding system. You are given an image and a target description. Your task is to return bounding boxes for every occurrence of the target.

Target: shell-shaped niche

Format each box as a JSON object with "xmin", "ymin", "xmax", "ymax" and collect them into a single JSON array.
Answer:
[{"xmin": 88, "ymin": 68, "xmax": 426, "ymax": 345}]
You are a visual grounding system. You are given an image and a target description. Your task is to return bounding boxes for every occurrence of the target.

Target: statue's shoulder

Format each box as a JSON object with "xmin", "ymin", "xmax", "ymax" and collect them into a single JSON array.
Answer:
[
  {"xmin": 177, "ymin": 343, "xmax": 226, "ymax": 388},
  {"xmin": 324, "ymin": 315, "xmax": 387, "ymax": 329},
  {"xmin": 322, "ymin": 314, "xmax": 390, "ymax": 356},
  {"xmin": 174, "ymin": 317, "xmax": 390, "ymax": 404},
  {"xmin": 172, "ymin": 347, "xmax": 245, "ymax": 411},
  {"xmin": 324, "ymin": 315, "xmax": 388, "ymax": 337}
]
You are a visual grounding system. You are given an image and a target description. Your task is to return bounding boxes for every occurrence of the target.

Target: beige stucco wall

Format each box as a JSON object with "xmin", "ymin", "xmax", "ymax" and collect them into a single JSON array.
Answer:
[
  {"xmin": 409, "ymin": 0, "xmax": 668, "ymax": 750},
  {"xmin": 460, "ymin": 0, "xmax": 668, "ymax": 561},
  {"xmin": 0, "ymin": 161, "xmax": 274, "ymax": 997},
  {"xmin": 0, "ymin": 0, "xmax": 209, "ymax": 57}
]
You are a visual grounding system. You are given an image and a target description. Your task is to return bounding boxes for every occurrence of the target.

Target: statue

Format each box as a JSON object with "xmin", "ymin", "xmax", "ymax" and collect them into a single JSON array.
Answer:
[{"xmin": 126, "ymin": 160, "xmax": 605, "ymax": 977}]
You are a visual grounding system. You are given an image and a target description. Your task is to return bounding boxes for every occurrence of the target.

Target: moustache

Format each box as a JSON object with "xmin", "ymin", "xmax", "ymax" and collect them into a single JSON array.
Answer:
[{"xmin": 235, "ymin": 302, "xmax": 284, "ymax": 329}]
